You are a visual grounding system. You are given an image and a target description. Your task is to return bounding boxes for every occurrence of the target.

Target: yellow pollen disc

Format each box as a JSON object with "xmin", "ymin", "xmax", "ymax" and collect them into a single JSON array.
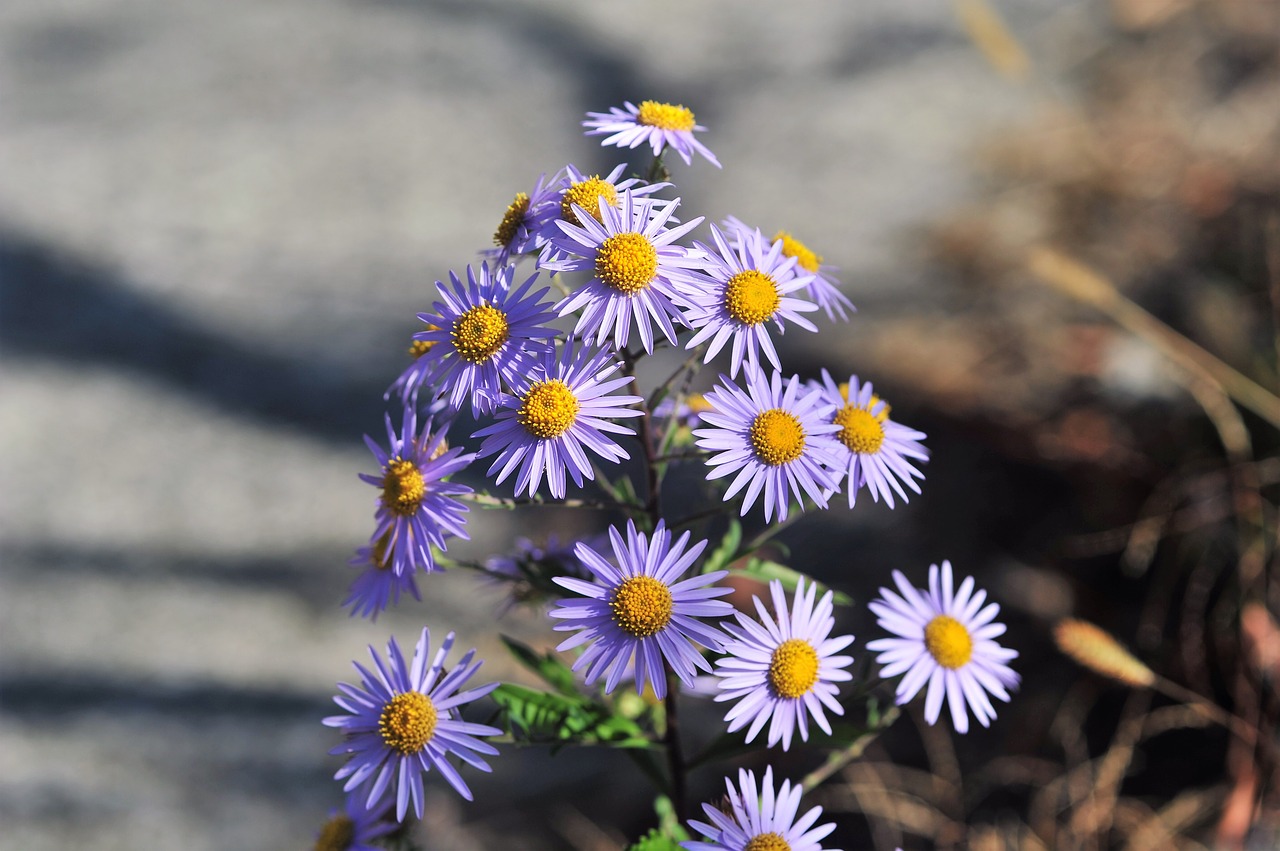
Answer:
[
  {"xmin": 493, "ymin": 192, "xmax": 530, "ymax": 247},
  {"xmin": 610, "ymin": 575, "xmax": 674, "ymax": 638},
  {"xmin": 517, "ymin": 380, "xmax": 579, "ymax": 439},
  {"xmin": 773, "ymin": 230, "xmax": 823, "ymax": 274},
  {"xmin": 833, "ymin": 405, "xmax": 885, "ymax": 454},
  {"xmin": 451, "ymin": 304, "xmax": 510, "ymax": 363},
  {"xmin": 744, "ymin": 832, "xmax": 791, "ymax": 851},
  {"xmin": 595, "ymin": 232, "xmax": 658, "ymax": 294},
  {"xmin": 378, "ymin": 691, "xmax": 438, "ymax": 755},
  {"xmin": 382, "ymin": 458, "xmax": 426, "ymax": 517},
  {"xmin": 925, "ymin": 615, "xmax": 974, "ymax": 669},
  {"xmin": 723, "ymin": 269, "xmax": 781, "ymax": 326},
  {"xmin": 768, "ymin": 638, "xmax": 820, "ymax": 699},
  {"xmin": 313, "ymin": 814, "xmax": 355, "ymax": 851},
  {"xmin": 561, "ymin": 177, "xmax": 618, "ymax": 226},
  {"xmin": 636, "ymin": 100, "xmax": 697, "ymax": 131},
  {"xmin": 749, "ymin": 408, "xmax": 806, "ymax": 466},
  {"xmin": 408, "ymin": 323, "xmax": 441, "ymax": 358}
]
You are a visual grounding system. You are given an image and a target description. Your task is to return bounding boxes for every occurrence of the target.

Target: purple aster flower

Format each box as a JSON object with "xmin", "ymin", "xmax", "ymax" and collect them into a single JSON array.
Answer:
[
  {"xmin": 535, "ymin": 164, "xmax": 670, "ymax": 263},
  {"xmin": 324, "ymin": 628, "xmax": 502, "ymax": 820},
  {"xmin": 583, "ymin": 100, "xmax": 721, "ymax": 168},
  {"xmin": 384, "ymin": 320, "xmax": 451, "ymax": 406},
  {"xmin": 472, "ymin": 343, "xmax": 643, "ymax": 499},
  {"xmin": 679, "ymin": 224, "xmax": 820, "ymax": 378},
  {"xmin": 712, "ymin": 578, "xmax": 854, "ymax": 751},
  {"xmin": 723, "ymin": 216, "xmax": 854, "ymax": 322},
  {"xmin": 312, "ymin": 796, "xmax": 395, "ymax": 851},
  {"xmin": 654, "ymin": 391, "xmax": 715, "ymax": 431},
  {"xmin": 866, "ymin": 561, "xmax": 1020, "ymax": 734},
  {"xmin": 343, "ymin": 533, "xmax": 421, "ymax": 621},
  {"xmin": 815, "ymin": 370, "xmax": 928, "ymax": 508},
  {"xmin": 683, "ymin": 766, "xmax": 838, "ymax": 851},
  {"xmin": 693, "ymin": 366, "xmax": 841, "ymax": 522},
  {"xmin": 549, "ymin": 519, "xmax": 734, "ymax": 699},
  {"xmin": 413, "ymin": 263, "xmax": 558, "ymax": 416},
  {"xmin": 484, "ymin": 171, "xmax": 562, "ymax": 266},
  {"xmin": 541, "ymin": 189, "xmax": 704, "ymax": 353},
  {"xmin": 360, "ymin": 408, "xmax": 473, "ymax": 578}
]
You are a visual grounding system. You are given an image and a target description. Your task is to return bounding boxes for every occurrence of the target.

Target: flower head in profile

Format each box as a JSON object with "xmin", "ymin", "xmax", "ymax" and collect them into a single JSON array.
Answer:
[
  {"xmin": 485, "ymin": 171, "xmax": 562, "ymax": 266},
  {"xmin": 816, "ymin": 370, "xmax": 927, "ymax": 509},
  {"xmin": 311, "ymin": 796, "xmax": 395, "ymax": 851},
  {"xmin": 324, "ymin": 629, "xmax": 502, "ymax": 820},
  {"xmin": 360, "ymin": 409, "xmax": 473, "ymax": 578},
  {"xmin": 472, "ymin": 343, "xmax": 643, "ymax": 498},
  {"xmin": 712, "ymin": 578, "xmax": 854, "ymax": 751},
  {"xmin": 866, "ymin": 561, "xmax": 1019, "ymax": 733},
  {"xmin": 583, "ymin": 99, "xmax": 720, "ymax": 168},
  {"xmin": 694, "ymin": 366, "xmax": 841, "ymax": 522},
  {"xmin": 542, "ymin": 189, "xmax": 704, "ymax": 353},
  {"xmin": 343, "ymin": 534, "xmax": 421, "ymax": 621},
  {"xmin": 413, "ymin": 263, "xmax": 558, "ymax": 416},
  {"xmin": 683, "ymin": 766, "xmax": 838, "ymax": 851},
  {"xmin": 680, "ymin": 225, "xmax": 820, "ymax": 378},
  {"xmin": 536, "ymin": 164, "xmax": 669, "ymax": 262},
  {"xmin": 549, "ymin": 519, "xmax": 734, "ymax": 699}
]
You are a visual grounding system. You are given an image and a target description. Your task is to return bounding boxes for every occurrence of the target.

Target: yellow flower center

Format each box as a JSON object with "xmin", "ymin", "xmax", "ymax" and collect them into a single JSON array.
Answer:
[
  {"xmin": 768, "ymin": 638, "xmax": 820, "ymax": 699},
  {"xmin": 595, "ymin": 232, "xmax": 659, "ymax": 295},
  {"xmin": 833, "ymin": 405, "xmax": 885, "ymax": 454},
  {"xmin": 517, "ymin": 380, "xmax": 579, "ymax": 439},
  {"xmin": 749, "ymin": 408, "xmax": 806, "ymax": 466},
  {"xmin": 313, "ymin": 814, "xmax": 355, "ymax": 851},
  {"xmin": 451, "ymin": 304, "xmax": 510, "ymax": 364},
  {"xmin": 378, "ymin": 691, "xmax": 438, "ymax": 755},
  {"xmin": 744, "ymin": 833, "xmax": 791, "ymax": 851},
  {"xmin": 773, "ymin": 230, "xmax": 822, "ymax": 273},
  {"xmin": 636, "ymin": 100, "xmax": 697, "ymax": 132},
  {"xmin": 924, "ymin": 615, "xmax": 973, "ymax": 669},
  {"xmin": 493, "ymin": 192, "xmax": 530, "ymax": 248},
  {"xmin": 561, "ymin": 177, "xmax": 618, "ymax": 226},
  {"xmin": 610, "ymin": 575, "xmax": 674, "ymax": 638},
  {"xmin": 724, "ymin": 270, "xmax": 780, "ymax": 326},
  {"xmin": 382, "ymin": 458, "xmax": 425, "ymax": 517},
  {"xmin": 408, "ymin": 323, "xmax": 441, "ymax": 358},
  {"xmin": 686, "ymin": 393, "xmax": 713, "ymax": 414}
]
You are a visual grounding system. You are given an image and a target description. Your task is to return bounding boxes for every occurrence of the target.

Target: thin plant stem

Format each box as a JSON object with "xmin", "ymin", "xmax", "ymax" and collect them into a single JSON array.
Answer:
[
  {"xmin": 800, "ymin": 706, "xmax": 899, "ymax": 793},
  {"xmin": 462, "ymin": 492, "xmax": 638, "ymax": 512},
  {"xmin": 664, "ymin": 672, "xmax": 689, "ymax": 825}
]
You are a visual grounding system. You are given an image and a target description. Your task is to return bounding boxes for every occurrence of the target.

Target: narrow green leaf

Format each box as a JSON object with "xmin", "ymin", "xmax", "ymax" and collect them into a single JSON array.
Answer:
[
  {"xmin": 499, "ymin": 635, "xmax": 579, "ymax": 696},
  {"xmin": 701, "ymin": 519, "xmax": 742, "ymax": 574},
  {"xmin": 733, "ymin": 557, "xmax": 853, "ymax": 606}
]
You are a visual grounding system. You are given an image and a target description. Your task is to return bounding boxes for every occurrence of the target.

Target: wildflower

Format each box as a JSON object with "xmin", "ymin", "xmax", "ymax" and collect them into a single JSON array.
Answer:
[
  {"xmin": 324, "ymin": 629, "xmax": 501, "ymax": 820},
  {"xmin": 694, "ymin": 366, "xmax": 840, "ymax": 522},
  {"xmin": 712, "ymin": 578, "xmax": 854, "ymax": 750},
  {"xmin": 867, "ymin": 561, "xmax": 1019, "ymax": 734},
  {"xmin": 1054, "ymin": 619, "xmax": 1155, "ymax": 687},
  {"xmin": 472, "ymin": 343, "xmax": 643, "ymax": 498},
  {"xmin": 536, "ymin": 164, "xmax": 669, "ymax": 262},
  {"xmin": 485, "ymin": 171, "xmax": 562, "ymax": 266},
  {"xmin": 683, "ymin": 766, "xmax": 838, "ymax": 851},
  {"xmin": 654, "ymin": 391, "xmax": 715, "ymax": 430},
  {"xmin": 680, "ymin": 225, "xmax": 819, "ymax": 378},
  {"xmin": 722, "ymin": 217, "xmax": 854, "ymax": 322},
  {"xmin": 549, "ymin": 519, "xmax": 733, "ymax": 699},
  {"xmin": 542, "ymin": 189, "xmax": 704, "ymax": 353},
  {"xmin": 343, "ymin": 534, "xmax": 421, "ymax": 621},
  {"xmin": 815, "ymin": 370, "xmax": 927, "ymax": 508},
  {"xmin": 412, "ymin": 263, "xmax": 558, "ymax": 416},
  {"xmin": 385, "ymin": 320, "xmax": 444, "ymax": 405},
  {"xmin": 360, "ymin": 408, "xmax": 473, "ymax": 578},
  {"xmin": 583, "ymin": 99, "xmax": 721, "ymax": 168},
  {"xmin": 312, "ymin": 796, "xmax": 395, "ymax": 851}
]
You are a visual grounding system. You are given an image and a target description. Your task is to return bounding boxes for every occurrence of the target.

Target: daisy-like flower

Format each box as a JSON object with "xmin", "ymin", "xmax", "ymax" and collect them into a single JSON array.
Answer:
[
  {"xmin": 413, "ymin": 263, "xmax": 558, "ymax": 416},
  {"xmin": 712, "ymin": 578, "xmax": 854, "ymax": 751},
  {"xmin": 549, "ymin": 519, "xmax": 734, "ymax": 699},
  {"xmin": 536, "ymin": 163, "xmax": 669, "ymax": 262},
  {"xmin": 815, "ymin": 370, "xmax": 928, "ymax": 509},
  {"xmin": 311, "ymin": 796, "xmax": 395, "ymax": 851},
  {"xmin": 343, "ymin": 533, "xmax": 421, "ymax": 621},
  {"xmin": 541, "ymin": 189, "xmax": 704, "ymax": 353},
  {"xmin": 683, "ymin": 766, "xmax": 838, "ymax": 851},
  {"xmin": 680, "ymin": 225, "xmax": 820, "ymax": 378},
  {"xmin": 324, "ymin": 628, "xmax": 502, "ymax": 820},
  {"xmin": 360, "ymin": 408, "xmax": 473, "ymax": 578},
  {"xmin": 472, "ymin": 343, "xmax": 643, "ymax": 498},
  {"xmin": 484, "ymin": 171, "xmax": 562, "ymax": 266},
  {"xmin": 722, "ymin": 217, "xmax": 853, "ymax": 322},
  {"xmin": 866, "ymin": 561, "xmax": 1020, "ymax": 734},
  {"xmin": 694, "ymin": 366, "xmax": 841, "ymax": 522},
  {"xmin": 583, "ymin": 99, "xmax": 721, "ymax": 168}
]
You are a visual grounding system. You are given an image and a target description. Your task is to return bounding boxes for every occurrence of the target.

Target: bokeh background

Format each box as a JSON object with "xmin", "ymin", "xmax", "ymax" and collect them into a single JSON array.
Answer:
[{"xmin": 4, "ymin": 0, "xmax": 1279, "ymax": 848}]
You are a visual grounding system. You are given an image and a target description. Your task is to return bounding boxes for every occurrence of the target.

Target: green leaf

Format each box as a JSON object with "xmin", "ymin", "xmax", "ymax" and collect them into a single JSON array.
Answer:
[
  {"xmin": 626, "ymin": 829, "xmax": 683, "ymax": 851},
  {"xmin": 499, "ymin": 635, "xmax": 579, "ymax": 696},
  {"xmin": 490, "ymin": 684, "xmax": 654, "ymax": 750},
  {"xmin": 701, "ymin": 519, "xmax": 742, "ymax": 574},
  {"xmin": 732, "ymin": 557, "xmax": 852, "ymax": 606}
]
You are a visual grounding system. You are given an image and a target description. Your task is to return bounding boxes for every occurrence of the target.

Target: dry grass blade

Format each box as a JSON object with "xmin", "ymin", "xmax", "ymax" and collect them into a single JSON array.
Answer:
[
  {"xmin": 1054, "ymin": 619, "xmax": 1157, "ymax": 687},
  {"xmin": 1123, "ymin": 786, "xmax": 1225, "ymax": 851},
  {"xmin": 954, "ymin": 0, "xmax": 1031, "ymax": 80}
]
